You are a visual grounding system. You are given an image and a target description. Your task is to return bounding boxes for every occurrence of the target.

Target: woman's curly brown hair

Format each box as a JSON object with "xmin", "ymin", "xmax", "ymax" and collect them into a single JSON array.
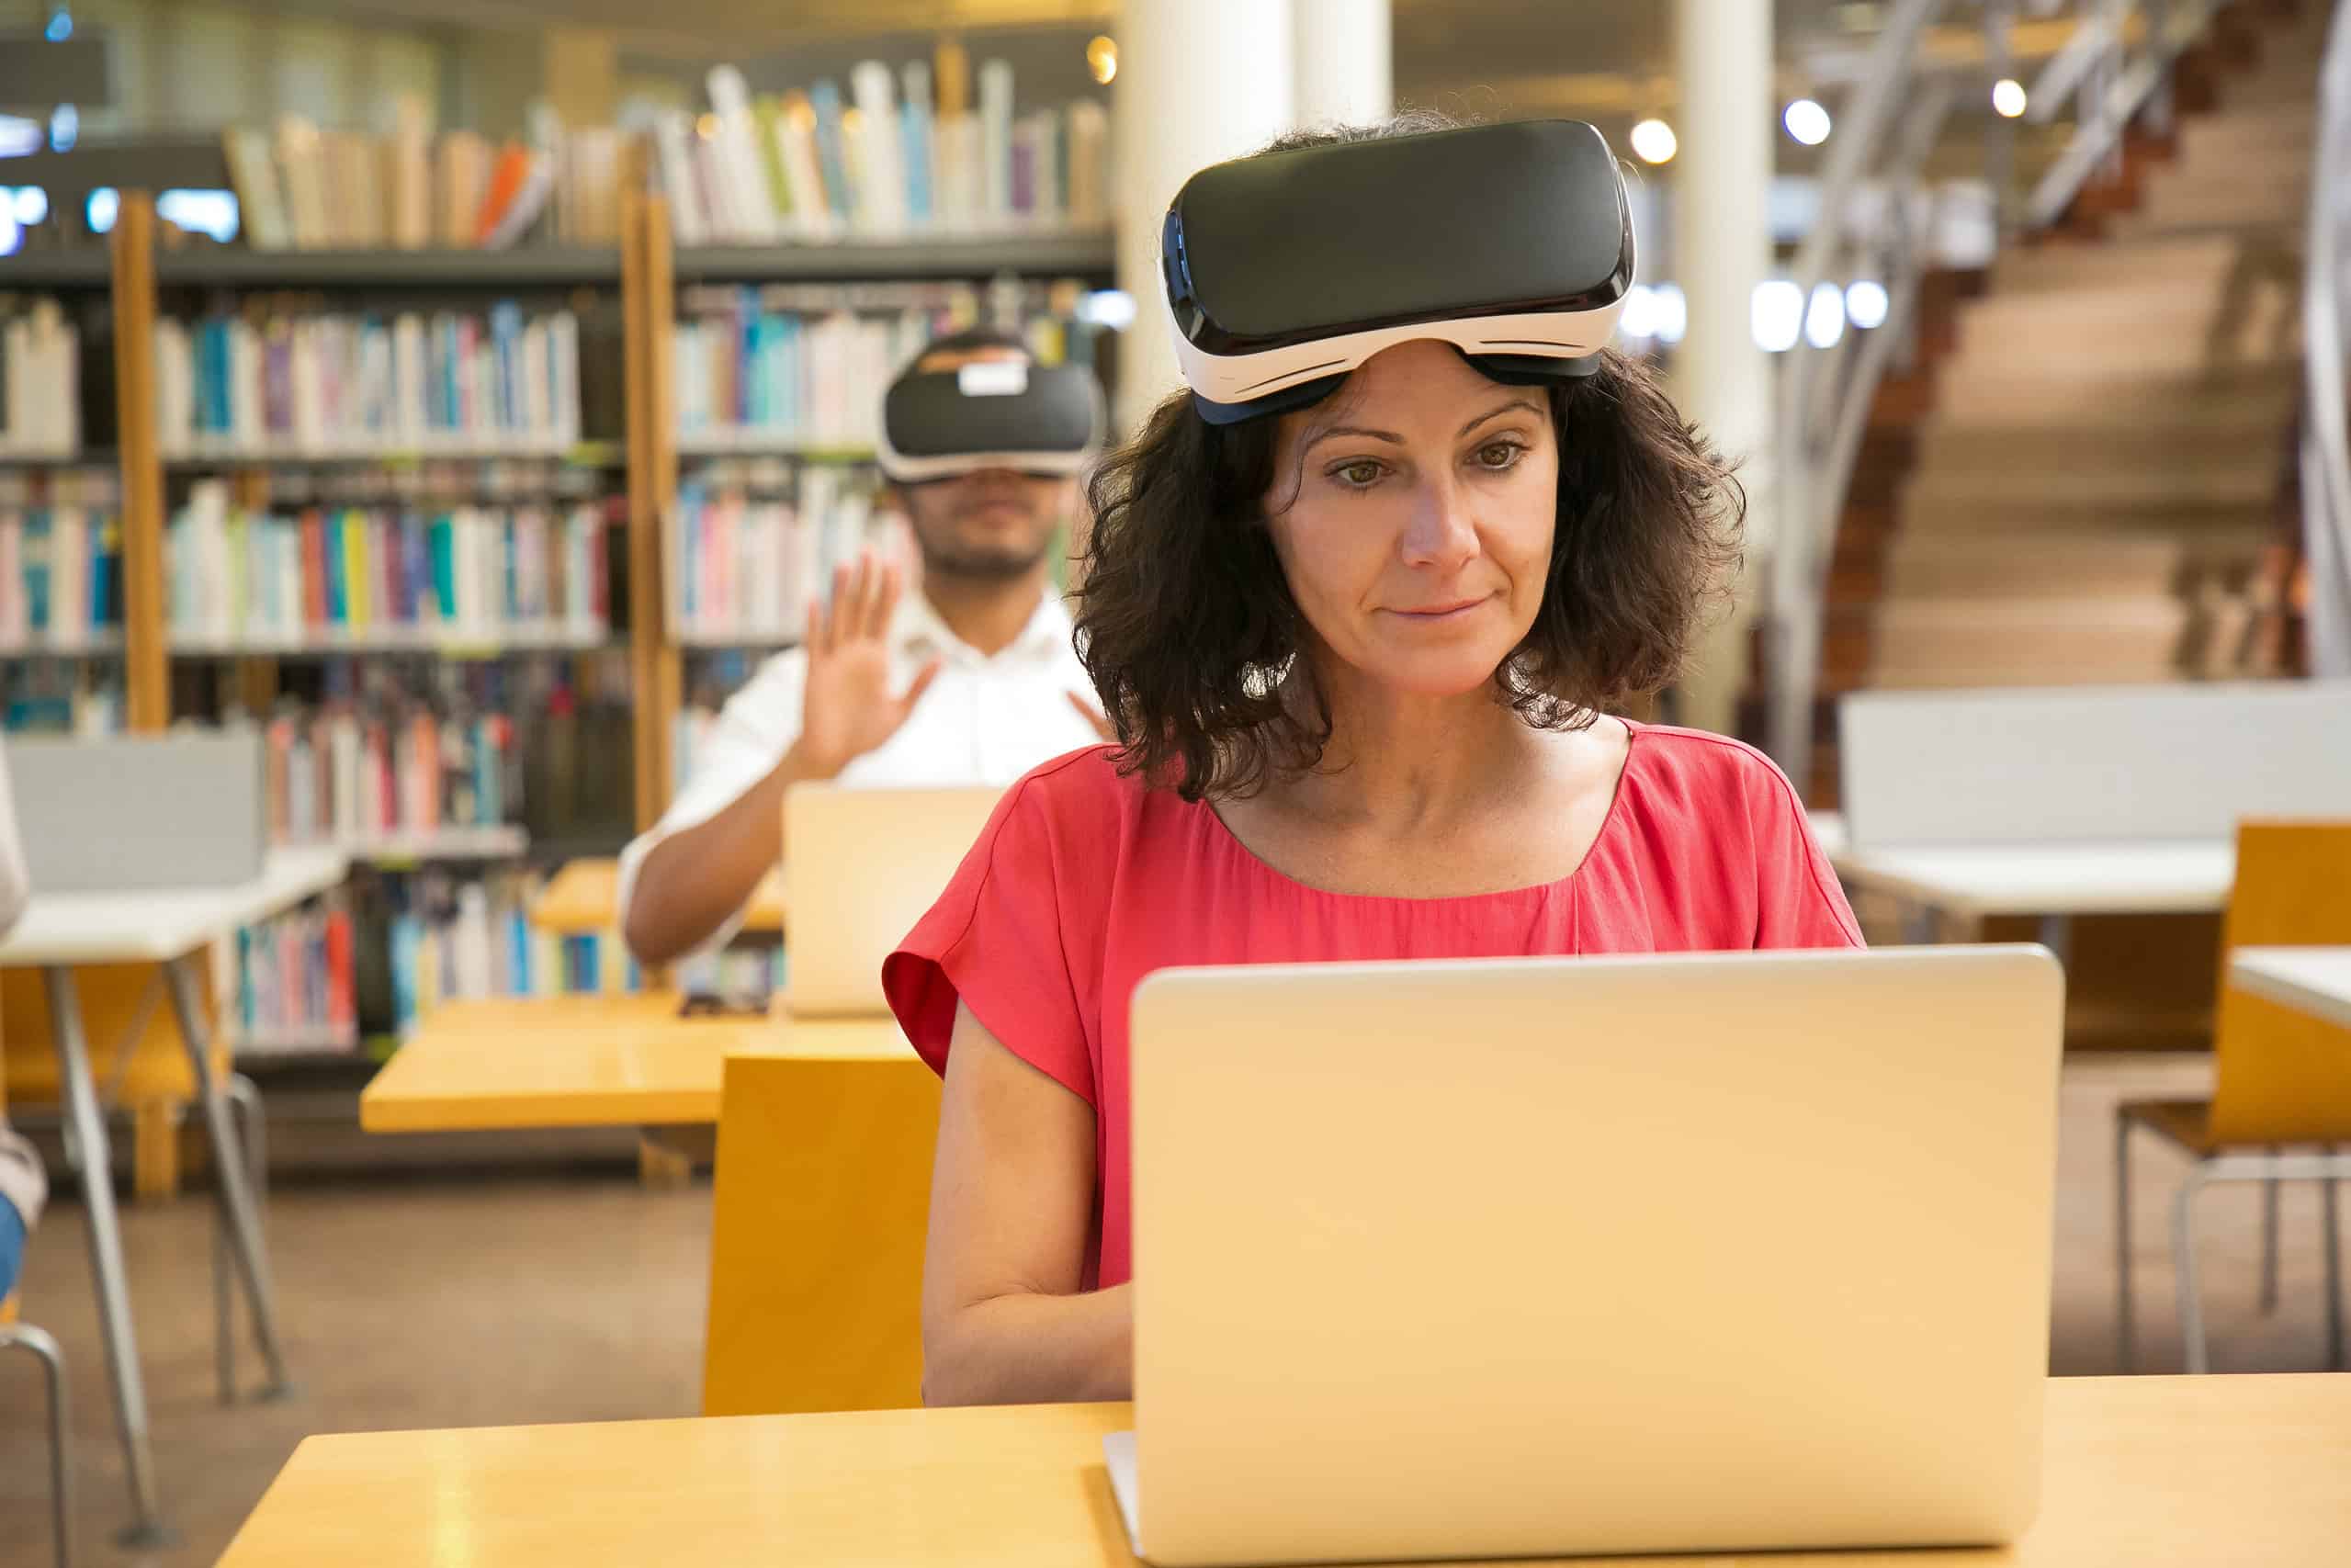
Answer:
[{"xmin": 1075, "ymin": 118, "xmax": 1745, "ymax": 803}]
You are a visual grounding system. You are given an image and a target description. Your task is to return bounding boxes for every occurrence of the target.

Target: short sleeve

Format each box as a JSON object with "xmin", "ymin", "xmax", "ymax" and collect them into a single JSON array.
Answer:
[
  {"xmin": 882, "ymin": 750, "xmax": 1109, "ymax": 1108},
  {"xmin": 1745, "ymin": 750, "xmax": 1865, "ymax": 950}
]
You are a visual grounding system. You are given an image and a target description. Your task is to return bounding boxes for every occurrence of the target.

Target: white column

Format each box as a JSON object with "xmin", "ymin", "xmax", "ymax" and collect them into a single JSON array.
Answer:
[
  {"xmin": 1669, "ymin": 0, "xmax": 1774, "ymax": 738},
  {"xmin": 1113, "ymin": 0, "xmax": 1294, "ymax": 433},
  {"xmin": 1292, "ymin": 0, "xmax": 1392, "ymax": 128}
]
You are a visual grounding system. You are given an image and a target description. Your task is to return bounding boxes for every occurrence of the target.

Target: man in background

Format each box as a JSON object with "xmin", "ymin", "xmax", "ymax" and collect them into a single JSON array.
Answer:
[{"xmin": 620, "ymin": 327, "xmax": 1109, "ymax": 968}]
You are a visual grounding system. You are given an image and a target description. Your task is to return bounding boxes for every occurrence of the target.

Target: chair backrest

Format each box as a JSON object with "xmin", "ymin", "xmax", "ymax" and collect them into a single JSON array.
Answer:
[
  {"xmin": 2209, "ymin": 821, "xmax": 2351, "ymax": 1144},
  {"xmin": 1837, "ymin": 682, "xmax": 2351, "ymax": 847}
]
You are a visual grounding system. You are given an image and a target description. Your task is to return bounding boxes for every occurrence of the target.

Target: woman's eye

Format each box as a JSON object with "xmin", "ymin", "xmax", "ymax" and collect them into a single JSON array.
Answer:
[
  {"xmin": 1474, "ymin": 440, "xmax": 1525, "ymax": 470},
  {"xmin": 1333, "ymin": 460, "xmax": 1384, "ymax": 488}
]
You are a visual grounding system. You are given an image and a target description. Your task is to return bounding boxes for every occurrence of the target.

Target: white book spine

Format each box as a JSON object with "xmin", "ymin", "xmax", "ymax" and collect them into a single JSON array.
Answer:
[
  {"xmin": 552, "ymin": 312, "xmax": 581, "ymax": 447},
  {"xmin": 655, "ymin": 111, "xmax": 710, "ymax": 246},
  {"xmin": 707, "ymin": 65, "xmax": 779, "ymax": 243},
  {"xmin": 850, "ymin": 62, "xmax": 908, "ymax": 237},
  {"xmin": 978, "ymin": 61, "xmax": 1014, "ymax": 228},
  {"xmin": 779, "ymin": 114, "xmax": 835, "ymax": 242}
]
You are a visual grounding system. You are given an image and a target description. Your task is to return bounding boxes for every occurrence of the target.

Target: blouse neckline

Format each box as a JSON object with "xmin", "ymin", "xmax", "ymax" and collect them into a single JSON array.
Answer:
[{"xmin": 1192, "ymin": 721, "xmax": 1647, "ymax": 907}]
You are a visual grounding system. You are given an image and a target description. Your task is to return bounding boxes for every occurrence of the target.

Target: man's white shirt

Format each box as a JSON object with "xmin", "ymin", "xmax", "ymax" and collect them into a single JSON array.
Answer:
[{"xmin": 615, "ymin": 588, "xmax": 1102, "ymax": 961}]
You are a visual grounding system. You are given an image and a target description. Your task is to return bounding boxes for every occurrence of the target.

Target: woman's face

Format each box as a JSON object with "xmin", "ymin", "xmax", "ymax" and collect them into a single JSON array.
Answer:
[{"xmin": 1263, "ymin": 339, "xmax": 1558, "ymax": 700}]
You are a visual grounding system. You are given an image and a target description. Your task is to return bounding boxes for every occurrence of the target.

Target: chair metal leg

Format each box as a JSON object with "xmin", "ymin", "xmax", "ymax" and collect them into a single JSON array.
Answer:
[
  {"xmin": 4, "ymin": 1323, "xmax": 76, "ymax": 1568},
  {"xmin": 2115, "ymin": 1115, "xmax": 2137, "ymax": 1371},
  {"xmin": 164, "ymin": 956, "xmax": 292, "ymax": 1399},
  {"xmin": 2260, "ymin": 1168, "xmax": 2281, "ymax": 1314},
  {"xmin": 2174, "ymin": 1164, "xmax": 2212, "ymax": 1374},
  {"xmin": 213, "ymin": 1074, "xmax": 269, "ymax": 1404},
  {"xmin": 43, "ymin": 966, "xmax": 170, "ymax": 1543},
  {"xmin": 2323, "ymin": 1165, "xmax": 2344, "ymax": 1372}
]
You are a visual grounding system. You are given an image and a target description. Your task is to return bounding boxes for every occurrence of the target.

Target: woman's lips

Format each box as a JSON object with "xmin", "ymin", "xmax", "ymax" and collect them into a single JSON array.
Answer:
[{"xmin": 1385, "ymin": 597, "xmax": 1486, "ymax": 621}]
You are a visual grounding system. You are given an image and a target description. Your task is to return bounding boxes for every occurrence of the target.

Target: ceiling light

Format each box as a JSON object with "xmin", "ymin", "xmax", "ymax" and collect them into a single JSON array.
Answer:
[{"xmin": 1629, "ymin": 118, "xmax": 1678, "ymax": 165}]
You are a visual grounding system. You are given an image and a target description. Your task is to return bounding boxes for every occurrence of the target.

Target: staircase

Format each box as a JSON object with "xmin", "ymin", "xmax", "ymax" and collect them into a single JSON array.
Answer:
[{"xmin": 1772, "ymin": 0, "xmax": 2323, "ymax": 803}]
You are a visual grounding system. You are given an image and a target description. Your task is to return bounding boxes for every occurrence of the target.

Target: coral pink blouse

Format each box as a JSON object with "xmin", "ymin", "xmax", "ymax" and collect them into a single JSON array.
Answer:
[{"xmin": 884, "ymin": 724, "xmax": 1862, "ymax": 1289}]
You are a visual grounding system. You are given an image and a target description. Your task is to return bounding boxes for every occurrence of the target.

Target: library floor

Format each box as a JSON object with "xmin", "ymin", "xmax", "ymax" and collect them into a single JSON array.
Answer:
[{"xmin": 1, "ymin": 1053, "xmax": 2345, "ymax": 1568}]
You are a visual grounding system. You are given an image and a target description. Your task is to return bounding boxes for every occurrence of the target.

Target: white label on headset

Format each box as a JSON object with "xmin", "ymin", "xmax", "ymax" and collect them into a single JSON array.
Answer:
[{"xmin": 957, "ymin": 361, "xmax": 1029, "ymax": 397}]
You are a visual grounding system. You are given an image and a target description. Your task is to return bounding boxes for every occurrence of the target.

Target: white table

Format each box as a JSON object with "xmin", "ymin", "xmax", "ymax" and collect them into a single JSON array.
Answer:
[
  {"xmin": 1829, "ymin": 840, "xmax": 2236, "ymax": 919},
  {"xmin": 0, "ymin": 845, "xmax": 346, "ymax": 1544},
  {"xmin": 2230, "ymin": 947, "xmax": 2351, "ymax": 1031},
  {"xmin": 1829, "ymin": 839, "xmax": 2235, "ymax": 966}
]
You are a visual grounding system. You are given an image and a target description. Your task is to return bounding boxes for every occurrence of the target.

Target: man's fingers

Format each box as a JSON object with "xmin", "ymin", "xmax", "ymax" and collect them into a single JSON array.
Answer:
[
  {"xmin": 896, "ymin": 656, "xmax": 945, "ymax": 718},
  {"xmin": 870, "ymin": 557, "xmax": 903, "ymax": 640},
  {"xmin": 1066, "ymin": 691, "xmax": 1116, "ymax": 742}
]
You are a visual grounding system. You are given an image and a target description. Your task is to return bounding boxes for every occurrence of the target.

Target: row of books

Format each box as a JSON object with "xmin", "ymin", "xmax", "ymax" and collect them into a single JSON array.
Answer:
[
  {"xmin": 673, "ymin": 283, "xmax": 1091, "ymax": 450},
  {"xmin": 263, "ymin": 698, "xmax": 520, "ymax": 849},
  {"xmin": 673, "ymin": 945, "xmax": 787, "ymax": 1005},
  {"xmin": 224, "ymin": 101, "xmax": 626, "ymax": 253},
  {"xmin": 385, "ymin": 871, "xmax": 641, "ymax": 1039},
  {"xmin": 232, "ymin": 902, "xmax": 359, "ymax": 1055},
  {"xmin": 673, "ymin": 473, "xmax": 911, "ymax": 645},
  {"xmin": 0, "ymin": 505, "xmax": 119, "ymax": 651},
  {"xmin": 665, "ymin": 50, "xmax": 1109, "ymax": 245},
  {"xmin": 169, "ymin": 485, "xmax": 612, "ymax": 649},
  {"xmin": 244, "ymin": 458, "xmax": 610, "ymax": 506},
  {"xmin": 1, "ymin": 300, "xmax": 79, "ymax": 457},
  {"xmin": 154, "ymin": 306, "xmax": 584, "ymax": 458},
  {"xmin": 0, "ymin": 662, "xmax": 119, "ymax": 733}
]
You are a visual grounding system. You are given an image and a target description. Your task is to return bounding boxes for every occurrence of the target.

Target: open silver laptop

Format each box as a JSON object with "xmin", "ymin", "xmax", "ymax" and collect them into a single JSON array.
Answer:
[
  {"xmin": 781, "ymin": 784, "xmax": 1004, "ymax": 1017},
  {"xmin": 8, "ymin": 728, "xmax": 267, "ymax": 891},
  {"xmin": 1109, "ymin": 945, "xmax": 2063, "ymax": 1566}
]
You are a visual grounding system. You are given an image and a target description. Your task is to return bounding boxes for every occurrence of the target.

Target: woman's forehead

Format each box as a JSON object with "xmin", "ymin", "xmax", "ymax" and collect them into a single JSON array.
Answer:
[{"xmin": 1283, "ymin": 341, "xmax": 1537, "ymax": 445}]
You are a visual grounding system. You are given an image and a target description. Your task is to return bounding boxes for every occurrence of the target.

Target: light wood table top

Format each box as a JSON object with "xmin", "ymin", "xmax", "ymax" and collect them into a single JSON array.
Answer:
[
  {"xmin": 528, "ymin": 857, "xmax": 785, "ymax": 936},
  {"xmin": 0, "ymin": 845, "xmax": 350, "ymax": 965},
  {"xmin": 2231, "ymin": 947, "xmax": 2351, "ymax": 1032},
  {"xmin": 1829, "ymin": 840, "xmax": 2235, "ymax": 918},
  {"xmin": 358, "ymin": 994, "xmax": 913, "ymax": 1132},
  {"xmin": 220, "ymin": 1375, "xmax": 2351, "ymax": 1566}
]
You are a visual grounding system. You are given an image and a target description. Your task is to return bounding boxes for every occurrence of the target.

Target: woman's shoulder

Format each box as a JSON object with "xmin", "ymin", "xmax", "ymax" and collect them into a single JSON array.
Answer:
[
  {"xmin": 992, "ymin": 744, "xmax": 1156, "ymax": 840},
  {"xmin": 1620, "ymin": 721, "xmax": 1804, "ymax": 822}
]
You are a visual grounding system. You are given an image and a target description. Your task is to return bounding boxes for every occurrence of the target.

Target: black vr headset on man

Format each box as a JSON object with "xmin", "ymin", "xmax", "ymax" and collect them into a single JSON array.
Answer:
[
  {"xmin": 876, "ymin": 355, "xmax": 1107, "ymax": 483},
  {"xmin": 1159, "ymin": 119, "xmax": 1635, "ymax": 425}
]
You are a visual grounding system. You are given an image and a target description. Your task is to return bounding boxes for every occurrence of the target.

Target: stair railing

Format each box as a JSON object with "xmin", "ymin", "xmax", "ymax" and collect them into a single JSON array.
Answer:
[
  {"xmin": 2303, "ymin": 0, "xmax": 2351, "ymax": 677},
  {"xmin": 1765, "ymin": 0, "xmax": 2253, "ymax": 789},
  {"xmin": 2024, "ymin": 0, "xmax": 2232, "ymax": 228}
]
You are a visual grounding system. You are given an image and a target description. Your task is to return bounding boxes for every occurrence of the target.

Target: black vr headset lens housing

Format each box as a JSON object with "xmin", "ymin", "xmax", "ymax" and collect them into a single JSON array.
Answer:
[
  {"xmin": 876, "ymin": 359, "xmax": 1106, "ymax": 482},
  {"xmin": 1162, "ymin": 119, "xmax": 1635, "ymax": 424}
]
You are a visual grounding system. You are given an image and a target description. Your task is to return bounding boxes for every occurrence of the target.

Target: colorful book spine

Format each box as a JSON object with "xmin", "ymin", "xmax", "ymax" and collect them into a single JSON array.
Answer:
[
  {"xmin": 166, "ymin": 493, "xmax": 613, "ymax": 649},
  {"xmin": 153, "ymin": 304, "xmax": 582, "ymax": 458},
  {"xmin": 231, "ymin": 901, "xmax": 359, "ymax": 1055},
  {"xmin": 0, "ymin": 476, "xmax": 122, "ymax": 649}
]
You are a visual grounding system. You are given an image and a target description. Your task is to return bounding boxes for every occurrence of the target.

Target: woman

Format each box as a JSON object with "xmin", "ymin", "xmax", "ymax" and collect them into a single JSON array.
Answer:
[{"xmin": 883, "ymin": 118, "xmax": 1859, "ymax": 1408}]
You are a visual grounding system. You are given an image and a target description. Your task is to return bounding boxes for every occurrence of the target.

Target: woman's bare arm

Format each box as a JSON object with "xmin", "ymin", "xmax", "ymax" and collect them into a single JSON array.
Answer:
[{"xmin": 921, "ymin": 1002, "xmax": 1132, "ymax": 1405}]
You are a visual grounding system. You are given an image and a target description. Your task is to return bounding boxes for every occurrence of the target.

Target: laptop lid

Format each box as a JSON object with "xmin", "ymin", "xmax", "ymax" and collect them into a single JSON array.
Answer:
[
  {"xmin": 10, "ymin": 729, "xmax": 267, "ymax": 892},
  {"xmin": 1121, "ymin": 945, "xmax": 2063, "ymax": 1567},
  {"xmin": 782, "ymin": 784, "xmax": 1004, "ymax": 1018}
]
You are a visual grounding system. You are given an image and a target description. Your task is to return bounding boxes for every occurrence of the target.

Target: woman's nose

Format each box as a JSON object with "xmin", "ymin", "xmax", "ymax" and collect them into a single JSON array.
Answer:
[{"xmin": 1397, "ymin": 474, "xmax": 1479, "ymax": 572}]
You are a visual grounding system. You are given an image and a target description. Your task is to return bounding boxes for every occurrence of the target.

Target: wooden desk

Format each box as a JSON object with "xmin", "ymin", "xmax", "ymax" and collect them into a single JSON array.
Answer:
[
  {"xmin": 358, "ymin": 993, "xmax": 771, "ymax": 1132},
  {"xmin": 220, "ymin": 1375, "xmax": 2351, "ymax": 1565},
  {"xmin": 528, "ymin": 857, "xmax": 786, "ymax": 937},
  {"xmin": 0, "ymin": 845, "xmax": 347, "ymax": 1543},
  {"xmin": 2231, "ymin": 947, "xmax": 2351, "ymax": 1032}
]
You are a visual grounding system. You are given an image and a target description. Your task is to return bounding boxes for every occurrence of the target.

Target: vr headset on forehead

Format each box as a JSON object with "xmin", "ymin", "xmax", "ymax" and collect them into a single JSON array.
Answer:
[
  {"xmin": 1161, "ymin": 119, "xmax": 1636, "ymax": 425},
  {"xmin": 876, "ymin": 357, "xmax": 1107, "ymax": 482}
]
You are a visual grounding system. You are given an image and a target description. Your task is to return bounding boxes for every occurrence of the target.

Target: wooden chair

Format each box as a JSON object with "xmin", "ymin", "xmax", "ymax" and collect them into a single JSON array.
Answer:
[{"xmin": 2116, "ymin": 820, "xmax": 2351, "ymax": 1373}]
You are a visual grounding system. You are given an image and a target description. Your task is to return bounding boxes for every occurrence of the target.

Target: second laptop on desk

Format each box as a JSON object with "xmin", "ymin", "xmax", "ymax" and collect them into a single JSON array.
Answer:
[{"xmin": 783, "ymin": 784, "xmax": 1004, "ymax": 1017}]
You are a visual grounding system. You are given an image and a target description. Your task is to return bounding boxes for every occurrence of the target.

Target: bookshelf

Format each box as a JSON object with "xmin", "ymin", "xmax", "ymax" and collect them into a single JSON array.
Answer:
[{"xmin": 7, "ymin": 173, "xmax": 1116, "ymax": 1091}]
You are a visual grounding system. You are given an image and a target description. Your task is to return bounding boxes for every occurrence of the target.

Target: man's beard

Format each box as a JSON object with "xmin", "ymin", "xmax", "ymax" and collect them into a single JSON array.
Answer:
[{"xmin": 910, "ymin": 513, "xmax": 1056, "ymax": 582}]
